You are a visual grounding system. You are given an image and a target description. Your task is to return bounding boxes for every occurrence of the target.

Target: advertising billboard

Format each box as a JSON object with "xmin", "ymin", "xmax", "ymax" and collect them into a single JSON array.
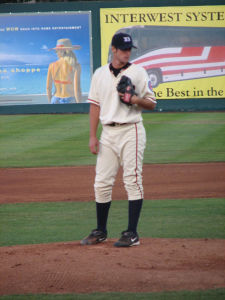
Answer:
[
  {"xmin": 100, "ymin": 6, "xmax": 225, "ymax": 99},
  {"xmin": 0, "ymin": 11, "xmax": 92, "ymax": 105}
]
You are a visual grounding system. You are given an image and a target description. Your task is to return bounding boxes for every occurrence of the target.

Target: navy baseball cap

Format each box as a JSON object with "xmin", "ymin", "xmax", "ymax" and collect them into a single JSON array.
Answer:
[{"xmin": 111, "ymin": 33, "xmax": 137, "ymax": 50}]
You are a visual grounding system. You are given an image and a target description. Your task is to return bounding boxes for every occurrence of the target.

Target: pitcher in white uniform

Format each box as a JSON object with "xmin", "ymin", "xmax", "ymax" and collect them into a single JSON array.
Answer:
[{"xmin": 81, "ymin": 32, "xmax": 157, "ymax": 247}]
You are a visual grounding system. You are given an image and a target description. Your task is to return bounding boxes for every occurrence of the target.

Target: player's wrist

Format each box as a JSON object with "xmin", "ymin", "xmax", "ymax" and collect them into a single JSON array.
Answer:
[
  {"xmin": 130, "ymin": 95, "xmax": 139, "ymax": 105},
  {"xmin": 90, "ymin": 135, "xmax": 97, "ymax": 140}
]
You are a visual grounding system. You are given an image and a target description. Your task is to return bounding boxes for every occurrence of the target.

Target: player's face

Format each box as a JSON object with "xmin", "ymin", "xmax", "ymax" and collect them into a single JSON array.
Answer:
[{"xmin": 112, "ymin": 46, "xmax": 132, "ymax": 67}]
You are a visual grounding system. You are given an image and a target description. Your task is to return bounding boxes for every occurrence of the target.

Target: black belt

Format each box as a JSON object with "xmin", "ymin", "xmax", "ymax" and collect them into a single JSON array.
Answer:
[{"xmin": 107, "ymin": 122, "xmax": 127, "ymax": 127}]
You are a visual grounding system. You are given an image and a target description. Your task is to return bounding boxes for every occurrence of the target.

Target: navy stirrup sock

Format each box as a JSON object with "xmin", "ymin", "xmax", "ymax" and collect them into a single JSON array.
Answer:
[
  {"xmin": 128, "ymin": 199, "xmax": 143, "ymax": 233},
  {"xmin": 96, "ymin": 201, "xmax": 111, "ymax": 234}
]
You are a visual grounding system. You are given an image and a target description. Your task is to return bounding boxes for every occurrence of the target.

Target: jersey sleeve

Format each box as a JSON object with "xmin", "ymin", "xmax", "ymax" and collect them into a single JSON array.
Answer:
[
  {"xmin": 139, "ymin": 68, "xmax": 157, "ymax": 103},
  {"xmin": 87, "ymin": 70, "xmax": 100, "ymax": 106}
]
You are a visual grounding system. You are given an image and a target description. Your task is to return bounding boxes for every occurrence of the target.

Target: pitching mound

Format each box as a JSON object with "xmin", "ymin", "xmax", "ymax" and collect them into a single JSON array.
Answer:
[{"xmin": 0, "ymin": 238, "xmax": 225, "ymax": 295}]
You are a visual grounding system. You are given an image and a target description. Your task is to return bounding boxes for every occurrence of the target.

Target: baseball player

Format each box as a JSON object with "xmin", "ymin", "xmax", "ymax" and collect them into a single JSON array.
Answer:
[{"xmin": 81, "ymin": 32, "xmax": 156, "ymax": 247}]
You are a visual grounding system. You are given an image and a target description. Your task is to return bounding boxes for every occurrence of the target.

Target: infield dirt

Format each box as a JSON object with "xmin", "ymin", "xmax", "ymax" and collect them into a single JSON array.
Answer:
[{"xmin": 0, "ymin": 162, "xmax": 224, "ymax": 204}]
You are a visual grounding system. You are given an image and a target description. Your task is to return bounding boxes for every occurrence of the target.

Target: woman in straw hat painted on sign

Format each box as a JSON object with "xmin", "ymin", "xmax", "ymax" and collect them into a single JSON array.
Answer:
[{"xmin": 47, "ymin": 38, "xmax": 82, "ymax": 104}]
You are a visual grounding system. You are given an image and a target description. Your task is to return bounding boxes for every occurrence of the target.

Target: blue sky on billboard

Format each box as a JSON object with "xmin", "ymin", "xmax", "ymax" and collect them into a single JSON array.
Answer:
[{"xmin": 0, "ymin": 13, "xmax": 90, "ymax": 66}]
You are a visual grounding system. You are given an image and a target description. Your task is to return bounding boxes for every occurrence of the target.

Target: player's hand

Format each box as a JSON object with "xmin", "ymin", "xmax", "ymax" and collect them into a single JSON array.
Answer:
[
  {"xmin": 117, "ymin": 75, "xmax": 136, "ymax": 106},
  {"xmin": 119, "ymin": 92, "xmax": 137, "ymax": 104},
  {"xmin": 89, "ymin": 136, "xmax": 99, "ymax": 154}
]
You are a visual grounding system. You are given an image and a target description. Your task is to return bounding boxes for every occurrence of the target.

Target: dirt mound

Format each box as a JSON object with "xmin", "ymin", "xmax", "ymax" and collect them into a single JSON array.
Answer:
[{"xmin": 0, "ymin": 238, "xmax": 225, "ymax": 295}]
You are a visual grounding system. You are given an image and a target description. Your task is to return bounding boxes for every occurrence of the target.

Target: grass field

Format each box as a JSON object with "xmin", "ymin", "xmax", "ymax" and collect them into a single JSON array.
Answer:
[
  {"xmin": 0, "ymin": 199, "xmax": 225, "ymax": 246},
  {"xmin": 0, "ymin": 289, "xmax": 225, "ymax": 300},
  {"xmin": 0, "ymin": 112, "xmax": 224, "ymax": 167},
  {"xmin": 0, "ymin": 198, "xmax": 224, "ymax": 247},
  {"xmin": 0, "ymin": 112, "xmax": 224, "ymax": 299}
]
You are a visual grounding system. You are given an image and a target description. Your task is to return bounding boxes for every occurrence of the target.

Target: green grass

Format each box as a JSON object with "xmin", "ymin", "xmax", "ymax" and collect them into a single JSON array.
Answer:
[
  {"xmin": 143, "ymin": 112, "xmax": 225, "ymax": 163},
  {"xmin": 0, "ymin": 112, "xmax": 224, "ymax": 167},
  {"xmin": 0, "ymin": 198, "xmax": 224, "ymax": 247},
  {"xmin": 0, "ymin": 289, "xmax": 225, "ymax": 299},
  {"xmin": 0, "ymin": 114, "xmax": 94, "ymax": 167}
]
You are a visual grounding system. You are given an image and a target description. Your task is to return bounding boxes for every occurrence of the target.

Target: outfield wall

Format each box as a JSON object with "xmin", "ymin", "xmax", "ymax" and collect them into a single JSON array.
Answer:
[
  {"xmin": 0, "ymin": 0, "xmax": 224, "ymax": 114},
  {"xmin": 1, "ymin": 99, "xmax": 224, "ymax": 115}
]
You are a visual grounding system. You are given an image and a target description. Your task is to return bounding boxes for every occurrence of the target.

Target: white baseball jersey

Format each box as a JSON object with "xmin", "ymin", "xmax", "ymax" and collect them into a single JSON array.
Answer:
[{"xmin": 87, "ymin": 63, "xmax": 155, "ymax": 125}]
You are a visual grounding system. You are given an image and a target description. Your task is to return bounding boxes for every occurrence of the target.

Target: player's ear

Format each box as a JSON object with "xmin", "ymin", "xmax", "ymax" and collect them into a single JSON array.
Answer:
[{"xmin": 112, "ymin": 46, "xmax": 117, "ymax": 53}]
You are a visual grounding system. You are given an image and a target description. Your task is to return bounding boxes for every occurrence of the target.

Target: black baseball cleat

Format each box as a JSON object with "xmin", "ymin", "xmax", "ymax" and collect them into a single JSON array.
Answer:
[
  {"xmin": 114, "ymin": 231, "xmax": 140, "ymax": 247},
  {"xmin": 80, "ymin": 229, "xmax": 107, "ymax": 245}
]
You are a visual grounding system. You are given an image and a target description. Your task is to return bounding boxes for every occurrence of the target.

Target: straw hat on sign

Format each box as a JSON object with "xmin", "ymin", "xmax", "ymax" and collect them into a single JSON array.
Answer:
[{"xmin": 51, "ymin": 38, "xmax": 81, "ymax": 50}]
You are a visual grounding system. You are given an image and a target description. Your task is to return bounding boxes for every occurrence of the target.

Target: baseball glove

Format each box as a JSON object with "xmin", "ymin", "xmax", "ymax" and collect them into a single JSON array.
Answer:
[{"xmin": 117, "ymin": 75, "xmax": 137, "ymax": 106}]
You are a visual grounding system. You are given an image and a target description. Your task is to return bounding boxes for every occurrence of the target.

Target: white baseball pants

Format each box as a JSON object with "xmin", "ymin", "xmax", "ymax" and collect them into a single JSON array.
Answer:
[{"xmin": 94, "ymin": 122, "xmax": 146, "ymax": 203}]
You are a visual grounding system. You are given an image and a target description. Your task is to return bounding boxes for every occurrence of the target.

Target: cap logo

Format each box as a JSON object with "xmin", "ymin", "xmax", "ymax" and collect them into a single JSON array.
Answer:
[{"xmin": 123, "ymin": 37, "xmax": 131, "ymax": 43}]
